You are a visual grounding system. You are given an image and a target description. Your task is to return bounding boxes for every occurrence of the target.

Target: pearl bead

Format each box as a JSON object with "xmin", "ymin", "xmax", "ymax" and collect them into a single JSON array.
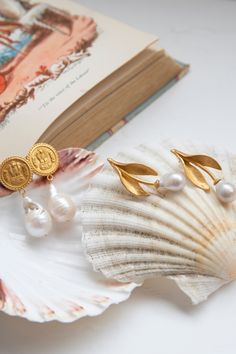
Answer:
[
  {"xmin": 215, "ymin": 180, "xmax": 236, "ymax": 203},
  {"xmin": 159, "ymin": 172, "xmax": 186, "ymax": 191},
  {"xmin": 48, "ymin": 184, "xmax": 76, "ymax": 222},
  {"xmin": 23, "ymin": 197, "xmax": 52, "ymax": 238}
]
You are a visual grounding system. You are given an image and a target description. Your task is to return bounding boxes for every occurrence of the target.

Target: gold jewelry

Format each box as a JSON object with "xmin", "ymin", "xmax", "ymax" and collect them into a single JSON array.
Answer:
[
  {"xmin": 0, "ymin": 156, "xmax": 32, "ymax": 191},
  {"xmin": 0, "ymin": 153, "xmax": 52, "ymax": 238},
  {"xmin": 27, "ymin": 143, "xmax": 76, "ymax": 223},
  {"xmin": 107, "ymin": 158, "xmax": 186, "ymax": 196},
  {"xmin": 27, "ymin": 143, "xmax": 59, "ymax": 179},
  {"xmin": 171, "ymin": 149, "xmax": 236, "ymax": 203}
]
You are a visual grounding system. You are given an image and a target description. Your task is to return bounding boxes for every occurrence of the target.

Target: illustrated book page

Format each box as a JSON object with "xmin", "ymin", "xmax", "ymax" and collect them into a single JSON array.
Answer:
[{"xmin": 0, "ymin": 0, "xmax": 157, "ymax": 159}]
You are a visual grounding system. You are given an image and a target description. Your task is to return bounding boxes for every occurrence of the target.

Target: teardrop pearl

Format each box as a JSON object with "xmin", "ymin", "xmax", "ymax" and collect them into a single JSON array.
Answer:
[
  {"xmin": 159, "ymin": 172, "xmax": 186, "ymax": 191},
  {"xmin": 215, "ymin": 180, "xmax": 236, "ymax": 203},
  {"xmin": 23, "ymin": 197, "xmax": 52, "ymax": 238},
  {"xmin": 48, "ymin": 184, "xmax": 76, "ymax": 223}
]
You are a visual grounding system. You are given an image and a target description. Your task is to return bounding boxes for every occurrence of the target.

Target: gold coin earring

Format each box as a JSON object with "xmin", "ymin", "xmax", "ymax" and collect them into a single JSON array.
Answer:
[
  {"xmin": 171, "ymin": 149, "xmax": 236, "ymax": 203},
  {"xmin": 0, "ymin": 156, "xmax": 52, "ymax": 238},
  {"xmin": 27, "ymin": 143, "xmax": 77, "ymax": 223}
]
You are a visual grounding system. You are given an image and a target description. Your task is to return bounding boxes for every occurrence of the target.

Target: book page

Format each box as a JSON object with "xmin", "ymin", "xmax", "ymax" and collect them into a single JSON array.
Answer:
[{"xmin": 0, "ymin": 0, "xmax": 157, "ymax": 159}]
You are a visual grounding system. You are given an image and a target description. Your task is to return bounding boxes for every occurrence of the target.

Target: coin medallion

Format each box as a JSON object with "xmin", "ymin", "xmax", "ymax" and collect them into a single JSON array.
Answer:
[
  {"xmin": 0, "ymin": 156, "xmax": 32, "ymax": 191},
  {"xmin": 27, "ymin": 143, "xmax": 59, "ymax": 177}
]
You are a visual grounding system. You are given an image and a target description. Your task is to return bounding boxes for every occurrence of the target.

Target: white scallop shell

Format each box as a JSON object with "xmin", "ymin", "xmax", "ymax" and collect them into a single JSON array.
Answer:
[
  {"xmin": 0, "ymin": 148, "xmax": 137, "ymax": 322},
  {"xmin": 81, "ymin": 143, "xmax": 236, "ymax": 304}
]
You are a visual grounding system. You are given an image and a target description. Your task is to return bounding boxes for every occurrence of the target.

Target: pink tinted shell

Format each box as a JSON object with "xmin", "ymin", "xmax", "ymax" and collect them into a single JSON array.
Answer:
[{"xmin": 0, "ymin": 148, "xmax": 137, "ymax": 322}]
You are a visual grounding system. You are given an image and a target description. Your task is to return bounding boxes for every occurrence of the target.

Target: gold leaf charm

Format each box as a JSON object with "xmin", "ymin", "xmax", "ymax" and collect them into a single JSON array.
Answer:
[
  {"xmin": 108, "ymin": 159, "xmax": 158, "ymax": 196},
  {"xmin": 171, "ymin": 149, "xmax": 222, "ymax": 191}
]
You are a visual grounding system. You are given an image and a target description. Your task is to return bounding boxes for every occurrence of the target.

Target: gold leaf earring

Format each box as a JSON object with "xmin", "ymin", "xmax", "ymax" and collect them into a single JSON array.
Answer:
[
  {"xmin": 171, "ymin": 149, "xmax": 236, "ymax": 203},
  {"xmin": 27, "ymin": 143, "xmax": 77, "ymax": 223},
  {"xmin": 107, "ymin": 158, "xmax": 186, "ymax": 196},
  {"xmin": 0, "ymin": 156, "xmax": 52, "ymax": 238}
]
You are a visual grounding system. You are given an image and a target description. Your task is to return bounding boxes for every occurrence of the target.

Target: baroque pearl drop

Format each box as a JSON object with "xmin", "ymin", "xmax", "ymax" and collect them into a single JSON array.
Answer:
[
  {"xmin": 23, "ymin": 197, "xmax": 52, "ymax": 238},
  {"xmin": 215, "ymin": 180, "xmax": 236, "ymax": 203},
  {"xmin": 48, "ymin": 184, "xmax": 76, "ymax": 223},
  {"xmin": 159, "ymin": 172, "xmax": 186, "ymax": 191}
]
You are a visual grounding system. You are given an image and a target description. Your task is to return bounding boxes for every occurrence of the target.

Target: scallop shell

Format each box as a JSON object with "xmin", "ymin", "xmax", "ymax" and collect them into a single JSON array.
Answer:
[
  {"xmin": 0, "ymin": 148, "xmax": 137, "ymax": 322},
  {"xmin": 81, "ymin": 143, "xmax": 236, "ymax": 304}
]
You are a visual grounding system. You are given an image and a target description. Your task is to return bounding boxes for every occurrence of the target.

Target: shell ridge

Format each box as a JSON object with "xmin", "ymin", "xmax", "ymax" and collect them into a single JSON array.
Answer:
[
  {"xmin": 84, "ymin": 188, "xmax": 230, "ymax": 268},
  {"xmin": 82, "ymin": 200, "xmax": 227, "ymax": 272},
  {"xmin": 82, "ymin": 229, "xmax": 223, "ymax": 278}
]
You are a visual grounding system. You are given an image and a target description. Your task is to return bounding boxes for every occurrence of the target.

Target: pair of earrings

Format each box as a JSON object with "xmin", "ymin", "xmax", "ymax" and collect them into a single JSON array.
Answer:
[
  {"xmin": 0, "ymin": 143, "xmax": 76, "ymax": 238},
  {"xmin": 108, "ymin": 149, "xmax": 236, "ymax": 204}
]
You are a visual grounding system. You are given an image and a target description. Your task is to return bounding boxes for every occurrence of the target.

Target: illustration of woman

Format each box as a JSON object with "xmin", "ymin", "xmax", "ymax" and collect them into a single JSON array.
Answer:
[{"xmin": 0, "ymin": 0, "xmax": 73, "ymax": 94}]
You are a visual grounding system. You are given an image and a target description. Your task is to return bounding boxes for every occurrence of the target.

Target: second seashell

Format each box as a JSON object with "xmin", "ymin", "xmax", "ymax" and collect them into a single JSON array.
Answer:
[{"xmin": 81, "ymin": 143, "xmax": 236, "ymax": 304}]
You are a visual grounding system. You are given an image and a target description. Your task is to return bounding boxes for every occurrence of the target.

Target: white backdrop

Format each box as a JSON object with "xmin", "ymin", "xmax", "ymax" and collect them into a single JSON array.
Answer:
[{"xmin": 1, "ymin": 0, "xmax": 236, "ymax": 353}]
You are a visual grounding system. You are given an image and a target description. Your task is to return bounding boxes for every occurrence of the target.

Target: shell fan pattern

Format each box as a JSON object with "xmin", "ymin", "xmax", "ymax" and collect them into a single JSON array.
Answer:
[
  {"xmin": 0, "ymin": 148, "xmax": 137, "ymax": 322},
  {"xmin": 81, "ymin": 143, "xmax": 236, "ymax": 304}
]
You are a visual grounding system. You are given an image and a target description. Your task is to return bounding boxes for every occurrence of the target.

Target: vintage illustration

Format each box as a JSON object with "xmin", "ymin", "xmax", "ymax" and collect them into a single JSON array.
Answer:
[{"xmin": 0, "ymin": 0, "xmax": 98, "ymax": 122}]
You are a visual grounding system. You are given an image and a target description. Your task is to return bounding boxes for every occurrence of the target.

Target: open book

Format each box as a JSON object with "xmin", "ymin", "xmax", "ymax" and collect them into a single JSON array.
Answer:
[{"xmin": 0, "ymin": 0, "xmax": 188, "ymax": 160}]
